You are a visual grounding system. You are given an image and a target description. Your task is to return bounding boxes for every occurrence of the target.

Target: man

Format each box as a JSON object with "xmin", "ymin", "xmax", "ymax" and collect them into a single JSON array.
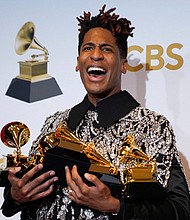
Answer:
[{"xmin": 2, "ymin": 5, "xmax": 190, "ymax": 220}]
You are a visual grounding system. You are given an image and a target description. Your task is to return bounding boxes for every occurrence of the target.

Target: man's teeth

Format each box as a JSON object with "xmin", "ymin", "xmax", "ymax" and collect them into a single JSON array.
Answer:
[{"xmin": 88, "ymin": 67, "xmax": 105, "ymax": 73}]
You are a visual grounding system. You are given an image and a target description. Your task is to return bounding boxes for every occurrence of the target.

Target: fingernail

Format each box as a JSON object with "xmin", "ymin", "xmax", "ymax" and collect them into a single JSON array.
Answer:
[
  {"xmin": 37, "ymin": 164, "xmax": 43, "ymax": 169},
  {"xmin": 49, "ymin": 171, "xmax": 55, "ymax": 176},
  {"xmin": 53, "ymin": 177, "xmax": 58, "ymax": 182},
  {"xmin": 84, "ymin": 173, "xmax": 89, "ymax": 178}
]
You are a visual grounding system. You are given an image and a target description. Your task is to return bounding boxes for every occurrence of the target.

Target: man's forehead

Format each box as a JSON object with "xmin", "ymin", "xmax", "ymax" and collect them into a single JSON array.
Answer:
[{"xmin": 82, "ymin": 27, "xmax": 116, "ymax": 44}]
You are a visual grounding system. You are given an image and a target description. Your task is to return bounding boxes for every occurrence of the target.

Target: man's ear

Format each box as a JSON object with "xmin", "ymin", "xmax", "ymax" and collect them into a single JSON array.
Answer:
[
  {"xmin": 75, "ymin": 57, "xmax": 79, "ymax": 72},
  {"xmin": 121, "ymin": 59, "xmax": 128, "ymax": 74},
  {"xmin": 75, "ymin": 65, "xmax": 79, "ymax": 72}
]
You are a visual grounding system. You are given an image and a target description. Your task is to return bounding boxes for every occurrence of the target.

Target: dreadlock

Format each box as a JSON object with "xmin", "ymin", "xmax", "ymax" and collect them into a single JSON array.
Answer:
[{"xmin": 77, "ymin": 4, "xmax": 134, "ymax": 58}]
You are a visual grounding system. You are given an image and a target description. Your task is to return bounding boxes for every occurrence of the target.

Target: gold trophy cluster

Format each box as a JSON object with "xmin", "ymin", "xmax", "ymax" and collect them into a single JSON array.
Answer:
[{"xmin": 0, "ymin": 121, "xmax": 157, "ymax": 192}]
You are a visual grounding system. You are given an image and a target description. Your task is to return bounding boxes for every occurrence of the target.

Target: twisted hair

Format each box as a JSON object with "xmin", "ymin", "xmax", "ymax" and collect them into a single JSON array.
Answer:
[{"xmin": 77, "ymin": 4, "xmax": 134, "ymax": 58}]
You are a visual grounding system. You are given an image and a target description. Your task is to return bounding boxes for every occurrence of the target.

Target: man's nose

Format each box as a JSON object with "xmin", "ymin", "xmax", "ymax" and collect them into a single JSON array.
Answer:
[{"xmin": 90, "ymin": 47, "xmax": 104, "ymax": 61}]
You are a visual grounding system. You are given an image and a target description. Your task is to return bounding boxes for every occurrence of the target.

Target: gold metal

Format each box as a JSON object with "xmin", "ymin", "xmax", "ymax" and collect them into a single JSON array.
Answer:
[
  {"xmin": 17, "ymin": 61, "xmax": 51, "ymax": 82},
  {"xmin": 0, "ymin": 121, "xmax": 156, "ymax": 189},
  {"xmin": 40, "ymin": 122, "xmax": 156, "ymax": 185},
  {"xmin": 117, "ymin": 134, "xmax": 156, "ymax": 185},
  {"xmin": 0, "ymin": 122, "xmax": 30, "ymax": 168},
  {"xmin": 14, "ymin": 21, "xmax": 50, "ymax": 82},
  {"xmin": 15, "ymin": 21, "xmax": 49, "ymax": 60},
  {"xmin": 40, "ymin": 122, "xmax": 117, "ymax": 175}
]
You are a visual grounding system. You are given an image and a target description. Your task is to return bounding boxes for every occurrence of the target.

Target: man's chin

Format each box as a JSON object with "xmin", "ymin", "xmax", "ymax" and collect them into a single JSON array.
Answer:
[{"xmin": 87, "ymin": 89, "xmax": 113, "ymax": 100}]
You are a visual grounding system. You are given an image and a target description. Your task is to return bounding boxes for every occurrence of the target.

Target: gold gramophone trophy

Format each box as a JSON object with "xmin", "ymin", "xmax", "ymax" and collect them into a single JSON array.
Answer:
[
  {"xmin": 6, "ymin": 21, "xmax": 62, "ymax": 103},
  {"xmin": 39, "ymin": 122, "xmax": 166, "ymax": 199},
  {"xmin": 0, "ymin": 121, "xmax": 165, "ymax": 199},
  {"xmin": 0, "ymin": 122, "xmax": 30, "ymax": 186}
]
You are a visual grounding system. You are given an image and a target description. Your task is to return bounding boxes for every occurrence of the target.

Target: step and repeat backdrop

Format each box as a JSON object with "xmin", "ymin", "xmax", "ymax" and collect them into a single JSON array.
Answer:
[{"xmin": 0, "ymin": 1, "xmax": 189, "ymax": 219}]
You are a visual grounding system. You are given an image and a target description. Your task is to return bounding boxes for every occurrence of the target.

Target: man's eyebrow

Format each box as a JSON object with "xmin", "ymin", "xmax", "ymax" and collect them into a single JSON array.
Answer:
[
  {"xmin": 81, "ymin": 42, "xmax": 94, "ymax": 47},
  {"xmin": 82, "ymin": 42, "xmax": 114, "ymax": 48}
]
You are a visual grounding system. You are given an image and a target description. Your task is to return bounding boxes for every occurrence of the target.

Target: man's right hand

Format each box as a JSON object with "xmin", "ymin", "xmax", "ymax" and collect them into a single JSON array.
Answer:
[{"xmin": 8, "ymin": 164, "xmax": 58, "ymax": 204}]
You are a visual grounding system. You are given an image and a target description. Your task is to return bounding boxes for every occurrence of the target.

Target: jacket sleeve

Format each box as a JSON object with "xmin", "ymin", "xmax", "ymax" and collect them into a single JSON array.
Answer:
[
  {"xmin": 1, "ymin": 187, "xmax": 26, "ymax": 217},
  {"xmin": 116, "ymin": 157, "xmax": 190, "ymax": 220}
]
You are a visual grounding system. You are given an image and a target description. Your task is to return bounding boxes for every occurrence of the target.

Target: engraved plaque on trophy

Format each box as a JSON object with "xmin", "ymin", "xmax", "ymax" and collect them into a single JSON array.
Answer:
[{"xmin": 6, "ymin": 21, "xmax": 62, "ymax": 103}]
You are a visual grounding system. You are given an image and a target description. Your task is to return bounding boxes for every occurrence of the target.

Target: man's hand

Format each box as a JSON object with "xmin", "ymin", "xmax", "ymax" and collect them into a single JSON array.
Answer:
[
  {"xmin": 65, "ymin": 165, "xmax": 120, "ymax": 213},
  {"xmin": 8, "ymin": 164, "xmax": 58, "ymax": 204}
]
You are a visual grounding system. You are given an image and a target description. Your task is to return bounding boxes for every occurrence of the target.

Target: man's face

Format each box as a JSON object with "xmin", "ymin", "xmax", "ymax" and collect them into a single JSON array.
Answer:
[{"xmin": 77, "ymin": 27, "xmax": 127, "ymax": 103}]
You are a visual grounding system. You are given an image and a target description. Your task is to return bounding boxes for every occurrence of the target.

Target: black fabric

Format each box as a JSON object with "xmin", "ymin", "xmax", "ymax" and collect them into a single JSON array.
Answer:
[
  {"xmin": 1, "ymin": 187, "xmax": 26, "ymax": 217},
  {"xmin": 116, "ymin": 157, "xmax": 190, "ymax": 220},
  {"xmin": 68, "ymin": 90, "xmax": 140, "ymax": 130}
]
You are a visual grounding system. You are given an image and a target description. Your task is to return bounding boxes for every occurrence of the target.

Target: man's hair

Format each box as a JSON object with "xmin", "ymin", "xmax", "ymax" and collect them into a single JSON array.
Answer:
[{"xmin": 77, "ymin": 4, "xmax": 134, "ymax": 59}]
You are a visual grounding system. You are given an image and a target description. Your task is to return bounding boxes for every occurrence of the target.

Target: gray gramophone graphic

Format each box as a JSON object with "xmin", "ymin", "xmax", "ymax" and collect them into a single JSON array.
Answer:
[{"xmin": 6, "ymin": 21, "xmax": 62, "ymax": 103}]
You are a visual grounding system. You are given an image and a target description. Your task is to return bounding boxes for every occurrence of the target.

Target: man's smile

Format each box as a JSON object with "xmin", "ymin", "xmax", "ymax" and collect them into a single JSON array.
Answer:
[{"xmin": 87, "ymin": 66, "xmax": 106, "ymax": 75}]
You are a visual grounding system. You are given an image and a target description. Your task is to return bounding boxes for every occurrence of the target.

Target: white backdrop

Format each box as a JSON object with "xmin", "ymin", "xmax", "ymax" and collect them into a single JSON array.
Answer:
[{"xmin": 0, "ymin": 1, "xmax": 190, "ymax": 219}]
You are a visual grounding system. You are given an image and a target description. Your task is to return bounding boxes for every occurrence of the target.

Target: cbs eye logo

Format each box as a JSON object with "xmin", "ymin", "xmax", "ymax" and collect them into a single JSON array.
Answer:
[{"xmin": 127, "ymin": 43, "xmax": 183, "ymax": 72}]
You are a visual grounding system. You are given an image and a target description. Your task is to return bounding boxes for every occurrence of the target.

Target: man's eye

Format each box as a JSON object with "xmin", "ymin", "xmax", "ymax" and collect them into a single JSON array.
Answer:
[
  {"xmin": 102, "ymin": 47, "xmax": 112, "ymax": 52},
  {"xmin": 83, "ymin": 46, "xmax": 93, "ymax": 51}
]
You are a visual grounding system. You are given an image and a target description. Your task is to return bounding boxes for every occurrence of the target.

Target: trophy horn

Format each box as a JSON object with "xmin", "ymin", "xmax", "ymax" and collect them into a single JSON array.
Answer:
[
  {"xmin": 1, "ymin": 122, "xmax": 30, "ymax": 151},
  {"xmin": 0, "ymin": 122, "xmax": 30, "ymax": 168},
  {"xmin": 15, "ymin": 21, "xmax": 49, "ymax": 60}
]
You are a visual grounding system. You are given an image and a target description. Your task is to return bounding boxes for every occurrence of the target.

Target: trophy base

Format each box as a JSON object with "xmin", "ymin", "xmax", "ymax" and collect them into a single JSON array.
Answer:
[
  {"xmin": 42, "ymin": 148, "xmax": 166, "ymax": 200},
  {"xmin": 43, "ymin": 147, "xmax": 91, "ymax": 186},
  {"xmin": 124, "ymin": 181, "xmax": 166, "ymax": 200},
  {"xmin": 43, "ymin": 147, "xmax": 121, "ymax": 192},
  {"xmin": 99, "ymin": 174, "xmax": 122, "ymax": 198},
  {"xmin": 6, "ymin": 77, "xmax": 62, "ymax": 103}
]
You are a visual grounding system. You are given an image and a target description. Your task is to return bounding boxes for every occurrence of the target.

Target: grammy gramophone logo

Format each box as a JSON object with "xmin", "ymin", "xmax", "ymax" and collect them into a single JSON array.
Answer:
[{"xmin": 6, "ymin": 21, "xmax": 62, "ymax": 103}]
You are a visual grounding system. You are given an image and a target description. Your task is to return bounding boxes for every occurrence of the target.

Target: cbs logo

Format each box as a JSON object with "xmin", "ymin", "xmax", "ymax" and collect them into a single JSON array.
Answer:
[{"xmin": 127, "ymin": 43, "xmax": 183, "ymax": 72}]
